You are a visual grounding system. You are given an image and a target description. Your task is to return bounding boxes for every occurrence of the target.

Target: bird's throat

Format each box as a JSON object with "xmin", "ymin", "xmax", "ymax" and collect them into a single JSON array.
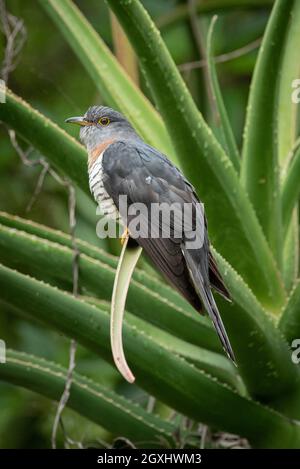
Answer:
[{"xmin": 88, "ymin": 138, "xmax": 116, "ymax": 169}]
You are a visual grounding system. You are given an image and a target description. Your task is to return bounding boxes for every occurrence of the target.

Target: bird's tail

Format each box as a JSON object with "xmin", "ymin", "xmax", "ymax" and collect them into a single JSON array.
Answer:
[
  {"xmin": 182, "ymin": 247, "xmax": 235, "ymax": 364},
  {"xmin": 198, "ymin": 282, "xmax": 236, "ymax": 364}
]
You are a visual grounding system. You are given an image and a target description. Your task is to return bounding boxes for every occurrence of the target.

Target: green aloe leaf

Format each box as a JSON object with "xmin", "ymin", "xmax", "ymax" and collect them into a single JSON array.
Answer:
[
  {"xmin": 0, "ymin": 223, "xmax": 298, "ymax": 408},
  {"xmin": 0, "ymin": 211, "xmax": 195, "ymax": 314},
  {"xmin": 276, "ymin": 0, "xmax": 300, "ymax": 290},
  {"xmin": 86, "ymin": 297, "xmax": 242, "ymax": 392},
  {"xmin": 157, "ymin": 0, "xmax": 274, "ymax": 29},
  {"xmin": 111, "ymin": 236, "xmax": 142, "ymax": 383},
  {"xmin": 106, "ymin": 0, "xmax": 285, "ymax": 313},
  {"xmin": 282, "ymin": 215, "xmax": 299, "ymax": 292},
  {"xmin": 38, "ymin": 0, "xmax": 175, "ymax": 160},
  {"xmin": 1, "ymin": 264, "xmax": 300, "ymax": 447},
  {"xmin": 281, "ymin": 142, "xmax": 300, "ymax": 232},
  {"xmin": 211, "ymin": 248, "xmax": 300, "ymax": 409},
  {"xmin": 279, "ymin": 281, "xmax": 300, "ymax": 343},
  {"xmin": 0, "ymin": 88, "xmax": 89, "ymax": 194},
  {"xmin": 0, "ymin": 219, "xmax": 241, "ymax": 391},
  {"xmin": 0, "ymin": 85, "xmax": 284, "ymax": 312},
  {"xmin": 0, "ymin": 349, "xmax": 175, "ymax": 447},
  {"xmin": 0, "ymin": 223, "xmax": 219, "ymax": 352},
  {"xmin": 241, "ymin": 0, "xmax": 294, "ymax": 265},
  {"xmin": 281, "ymin": 141, "xmax": 300, "ymax": 292},
  {"xmin": 206, "ymin": 16, "xmax": 240, "ymax": 171}
]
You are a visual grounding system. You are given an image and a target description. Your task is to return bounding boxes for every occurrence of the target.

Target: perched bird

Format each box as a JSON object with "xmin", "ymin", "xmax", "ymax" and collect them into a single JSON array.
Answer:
[{"xmin": 66, "ymin": 106, "xmax": 235, "ymax": 363}]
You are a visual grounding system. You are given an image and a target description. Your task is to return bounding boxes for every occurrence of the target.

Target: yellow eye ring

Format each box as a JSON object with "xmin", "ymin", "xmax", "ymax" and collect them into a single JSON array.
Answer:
[{"xmin": 98, "ymin": 117, "xmax": 110, "ymax": 126}]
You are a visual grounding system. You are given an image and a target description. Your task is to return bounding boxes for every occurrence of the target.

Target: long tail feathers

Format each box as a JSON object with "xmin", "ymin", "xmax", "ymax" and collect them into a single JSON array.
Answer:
[
  {"xmin": 182, "ymin": 247, "xmax": 236, "ymax": 364},
  {"xmin": 200, "ymin": 285, "xmax": 236, "ymax": 364}
]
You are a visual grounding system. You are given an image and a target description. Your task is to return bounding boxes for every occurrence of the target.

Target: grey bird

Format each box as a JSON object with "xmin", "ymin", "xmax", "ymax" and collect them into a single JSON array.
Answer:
[{"xmin": 66, "ymin": 106, "xmax": 235, "ymax": 363}]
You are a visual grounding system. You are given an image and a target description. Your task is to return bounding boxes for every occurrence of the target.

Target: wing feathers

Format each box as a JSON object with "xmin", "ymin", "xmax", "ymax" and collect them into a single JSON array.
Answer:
[{"xmin": 102, "ymin": 140, "xmax": 234, "ymax": 361}]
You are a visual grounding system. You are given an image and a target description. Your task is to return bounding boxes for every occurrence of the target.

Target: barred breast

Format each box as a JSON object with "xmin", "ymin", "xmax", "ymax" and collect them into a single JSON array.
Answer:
[{"xmin": 88, "ymin": 151, "xmax": 120, "ymax": 220}]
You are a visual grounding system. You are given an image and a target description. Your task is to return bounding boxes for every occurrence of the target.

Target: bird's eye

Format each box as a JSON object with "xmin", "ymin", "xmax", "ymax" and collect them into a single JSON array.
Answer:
[{"xmin": 98, "ymin": 117, "xmax": 110, "ymax": 126}]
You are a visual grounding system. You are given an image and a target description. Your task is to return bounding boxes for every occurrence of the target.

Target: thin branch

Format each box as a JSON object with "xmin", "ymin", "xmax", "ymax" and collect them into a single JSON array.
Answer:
[
  {"xmin": 51, "ymin": 184, "xmax": 80, "ymax": 449},
  {"xmin": 0, "ymin": 0, "xmax": 26, "ymax": 83},
  {"xmin": 200, "ymin": 423, "xmax": 208, "ymax": 449},
  {"xmin": 51, "ymin": 339, "xmax": 77, "ymax": 449},
  {"xmin": 178, "ymin": 37, "xmax": 261, "ymax": 72},
  {"xmin": 8, "ymin": 129, "xmax": 51, "ymax": 211},
  {"xmin": 7, "ymin": 132, "xmax": 81, "ymax": 450},
  {"xmin": 26, "ymin": 162, "xmax": 49, "ymax": 212},
  {"xmin": 187, "ymin": 0, "xmax": 217, "ymax": 124}
]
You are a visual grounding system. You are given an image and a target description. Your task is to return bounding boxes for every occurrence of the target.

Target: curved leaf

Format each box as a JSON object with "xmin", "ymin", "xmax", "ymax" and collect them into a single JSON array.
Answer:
[
  {"xmin": 281, "ymin": 142, "xmax": 300, "ymax": 231},
  {"xmin": 277, "ymin": 0, "xmax": 300, "ymax": 290},
  {"xmin": 106, "ymin": 0, "xmax": 285, "ymax": 313},
  {"xmin": 206, "ymin": 16, "xmax": 240, "ymax": 171},
  {"xmin": 0, "ymin": 211, "xmax": 195, "ymax": 314},
  {"xmin": 38, "ymin": 0, "xmax": 175, "ymax": 160},
  {"xmin": 241, "ymin": 0, "xmax": 294, "ymax": 265},
  {"xmin": 111, "ymin": 236, "xmax": 142, "ymax": 383},
  {"xmin": 0, "ymin": 223, "xmax": 218, "ymax": 352},
  {"xmin": 86, "ymin": 297, "xmax": 242, "ymax": 392},
  {"xmin": 211, "ymin": 248, "xmax": 300, "ymax": 407},
  {"xmin": 157, "ymin": 1, "xmax": 274, "ymax": 29},
  {"xmin": 1, "ymin": 264, "xmax": 300, "ymax": 447},
  {"xmin": 0, "ymin": 350, "xmax": 174, "ymax": 447},
  {"xmin": 0, "ymin": 222, "xmax": 298, "ymax": 413},
  {"xmin": 279, "ymin": 281, "xmax": 300, "ymax": 343},
  {"xmin": 0, "ymin": 88, "xmax": 89, "ymax": 194}
]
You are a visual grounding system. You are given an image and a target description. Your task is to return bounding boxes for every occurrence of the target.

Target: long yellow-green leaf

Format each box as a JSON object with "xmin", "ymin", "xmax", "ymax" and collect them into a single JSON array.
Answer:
[
  {"xmin": 157, "ymin": 0, "xmax": 274, "ymax": 29},
  {"xmin": 38, "ymin": 0, "xmax": 175, "ymax": 160},
  {"xmin": 241, "ymin": 0, "xmax": 294, "ymax": 266},
  {"xmin": 0, "ymin": 211, "xmax": 195, "ymax": 314},
  {"xmin": 279, "ymin": 281, "xmax": 300, "ymax": 343},
  {"xmin": 111, "ymin": 237, "xmax": 142, "ymax": 383},
  {"xmin": 106, "ymin": 0, "xmax": 285, "ymax": 313},
  {"xmin": 206, "ymin": 16, "xmax": 240, "ymax": 171},
  {"xmin": 1, "ymin": 265, "xmax": 300, "ymax": 447},
  {"xmin": 0, "ymin": 350, "xmax": 174, "ymax": 447},
  {"xmin": 0, "ymin": 224, "xmax": 218, "ymax": 352},
  {"xmin": 1, "ymin": 223, "xmax": 298, "ymax": 407}
]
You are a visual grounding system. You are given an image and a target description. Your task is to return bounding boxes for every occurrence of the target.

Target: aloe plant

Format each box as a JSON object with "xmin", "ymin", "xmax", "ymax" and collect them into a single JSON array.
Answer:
[{"xmin": 0, "ymin": 0, "xmax": 300, "ymax": 448}]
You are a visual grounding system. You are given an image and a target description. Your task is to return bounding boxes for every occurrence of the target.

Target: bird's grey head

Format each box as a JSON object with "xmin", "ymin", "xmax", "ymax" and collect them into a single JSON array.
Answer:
[{"xmin": 65, "ymin": 106, "xmax": 139, "ymax": 152}]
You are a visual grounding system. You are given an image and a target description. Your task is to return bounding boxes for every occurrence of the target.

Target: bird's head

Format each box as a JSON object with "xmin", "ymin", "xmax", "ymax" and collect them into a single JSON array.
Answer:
[{"xmin": 65, "ymin": 106, "xmax": 138, "ymax": 152}]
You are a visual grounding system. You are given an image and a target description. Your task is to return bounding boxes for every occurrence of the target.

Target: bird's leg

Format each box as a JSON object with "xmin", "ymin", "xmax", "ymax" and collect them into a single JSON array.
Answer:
[{"xmin": 120, "ymin": 226, "xmax": 129, "ymax": 245}]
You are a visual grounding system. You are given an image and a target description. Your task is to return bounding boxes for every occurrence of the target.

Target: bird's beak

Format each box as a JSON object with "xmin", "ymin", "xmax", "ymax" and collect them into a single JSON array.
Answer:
[{"xmin": 65, "ymin": 116, "xmax": 91, "ymax": 126}]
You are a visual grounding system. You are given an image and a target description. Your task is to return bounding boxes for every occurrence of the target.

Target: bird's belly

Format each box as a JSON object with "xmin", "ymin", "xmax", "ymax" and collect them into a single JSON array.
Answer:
[{"xmin": 88, "ymin": 154, "xmax": 120, "ymax": 220}]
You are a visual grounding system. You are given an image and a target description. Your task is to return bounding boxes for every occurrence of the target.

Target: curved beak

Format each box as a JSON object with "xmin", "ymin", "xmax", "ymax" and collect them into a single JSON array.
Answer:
[{"xmin": 65, "ymin": 116, "xmax": 91, "ymax": 126}]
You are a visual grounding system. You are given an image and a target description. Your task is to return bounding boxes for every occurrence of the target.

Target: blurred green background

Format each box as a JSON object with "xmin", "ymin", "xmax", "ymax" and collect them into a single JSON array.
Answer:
[{"xmin": 0, "ymin": 0, "xmax": 271, "ymax": 448}]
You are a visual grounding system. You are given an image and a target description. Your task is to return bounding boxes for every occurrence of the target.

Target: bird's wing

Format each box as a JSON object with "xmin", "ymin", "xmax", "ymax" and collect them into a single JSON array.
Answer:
[
  {"xmin": 102, "ymin": 140, "xmax": 204, "ymax": 310},
  {"xmin": 102, "ymin": 141, "xmax": 234, "ymax": 361}
]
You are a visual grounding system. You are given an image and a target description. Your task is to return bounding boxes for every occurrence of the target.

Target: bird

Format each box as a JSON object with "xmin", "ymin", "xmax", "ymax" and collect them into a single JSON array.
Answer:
[{"xmin": 66, "ymin": 106, "xmax": 235, "ymax": 363}]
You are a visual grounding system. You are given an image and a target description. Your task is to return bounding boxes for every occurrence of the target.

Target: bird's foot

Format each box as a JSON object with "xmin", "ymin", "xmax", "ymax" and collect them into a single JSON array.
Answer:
[{"xmin": 120, "ymin": 227, "xmax": 129, "ymax": 246}]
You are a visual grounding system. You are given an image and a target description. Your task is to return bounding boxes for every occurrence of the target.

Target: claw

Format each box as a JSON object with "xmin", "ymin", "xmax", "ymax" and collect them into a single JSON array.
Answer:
[{"xmin": 120, "ymin": 226, "xmax": 129, "ymax": 245}]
